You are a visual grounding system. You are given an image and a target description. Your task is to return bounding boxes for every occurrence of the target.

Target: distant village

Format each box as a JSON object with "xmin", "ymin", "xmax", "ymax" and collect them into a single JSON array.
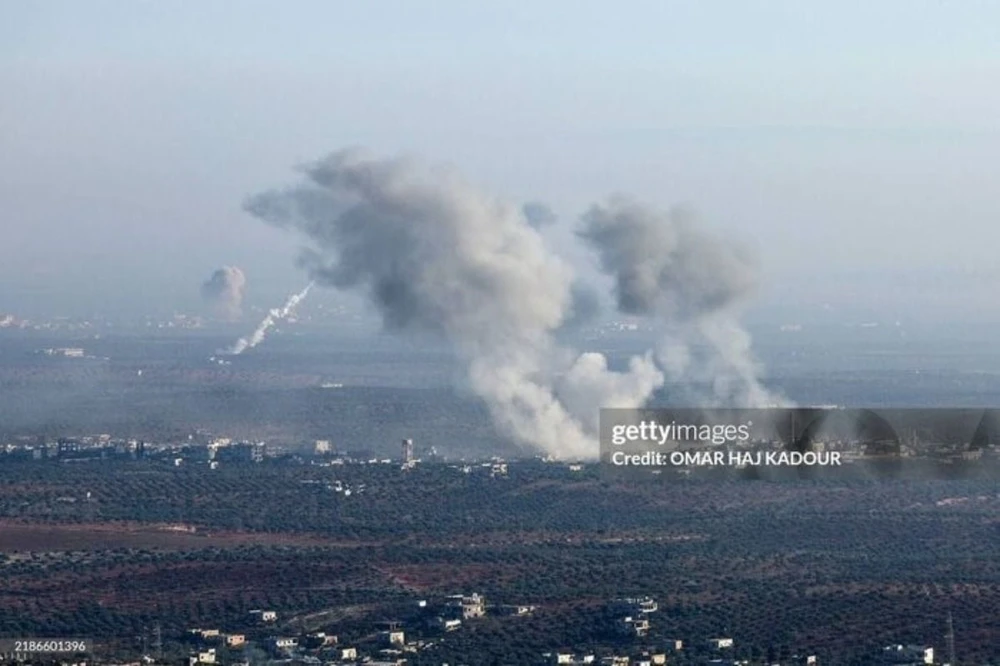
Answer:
[
  {"xmin": 0, "ymin": 593, "xmax": 945, "ymax": 666},
  {"xmin": 0, "ymin": 432, "xmax": 981, "ymax": 665}
]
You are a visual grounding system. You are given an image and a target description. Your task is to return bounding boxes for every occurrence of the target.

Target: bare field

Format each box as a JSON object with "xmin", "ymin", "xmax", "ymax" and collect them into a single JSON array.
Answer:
[{"xmin": 0, "ymin": 520, "xmax": 350, "ymax": 552}]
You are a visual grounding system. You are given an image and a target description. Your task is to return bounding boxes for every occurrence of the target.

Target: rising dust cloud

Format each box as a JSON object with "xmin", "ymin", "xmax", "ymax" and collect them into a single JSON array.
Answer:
[
  {"xmin": 201, "ymin": 266, "xmax": 246, "ymax": 321},
  {"xmin": 243, "ymin": 149, "xmax": 786, "ymax": 458}
]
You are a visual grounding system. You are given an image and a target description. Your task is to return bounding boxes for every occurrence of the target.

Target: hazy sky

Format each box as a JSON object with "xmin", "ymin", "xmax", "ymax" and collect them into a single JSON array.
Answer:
[{"xmin": 3, "ymin": 1, "xmax": 999, "ymax": 320}]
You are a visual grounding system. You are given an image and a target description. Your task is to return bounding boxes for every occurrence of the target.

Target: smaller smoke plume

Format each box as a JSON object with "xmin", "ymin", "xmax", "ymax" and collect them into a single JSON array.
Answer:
[
  {"xmin": 226, "ymin": 283, "xmax": 313, "ymax": 355},
  {"xmin": 579, "ymin": 199, "xmax": 757, "ymax": 318},
  {"xmin": 201, "ymin": 266, "xmax": 247, "ymax": 321},
  {"xmin": 579, "ymin": 197, "xmax": 787, "ymax": 407}
]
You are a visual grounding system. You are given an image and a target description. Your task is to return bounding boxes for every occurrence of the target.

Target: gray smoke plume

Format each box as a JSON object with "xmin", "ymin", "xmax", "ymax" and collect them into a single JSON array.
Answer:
[
  {"xmin": 561, "ymin": 283, "xmax": 602, "ymax": 331},
  {"xmin": 579, "ymin": 197, "xmax": 787, "ymax": 407},
  {"xmin": 244, "ymin": 149, "xmax": 662, "ymax": 458},
  {"xmin": 522, "ymin": 201, "xmax": 557, "ymax": 228},
  {"xmin": 201, "ymin": 266, "xmax": 247, "ymax": 321},
  {"xmin": 226, "ymin": 282, "xmax": 313, "ymax": 355}
]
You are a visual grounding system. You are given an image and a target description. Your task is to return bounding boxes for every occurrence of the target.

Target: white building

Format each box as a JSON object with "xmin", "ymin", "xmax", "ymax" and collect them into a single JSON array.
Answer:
[
  {"xmin": 189, "ymin": 649, "xmax": 216, "ymax": 665},
  {"xmin": 616, "ymin": 615, "xmax": 650, "ymax": 637},
  {"xmin": 249, "ymin": 609, "xmax": 278, "ymax": 623},
  {"xmin": 447, "ymin": 592, "xmax": 486, "ymax": 619},
  {"xmin": 882, "ymin": 644, "xmax": 933, "ymax": 665},
  {"xmin": 269, "ymin": 637, "xmax": 298, "ymax": 651},
  {"xmin": 380, "ymin": 630, "xmax": 405, "ymax": 646},
  {"xmin": 611, "ymin": 596, "xmax": 658, "ymax": 615}
]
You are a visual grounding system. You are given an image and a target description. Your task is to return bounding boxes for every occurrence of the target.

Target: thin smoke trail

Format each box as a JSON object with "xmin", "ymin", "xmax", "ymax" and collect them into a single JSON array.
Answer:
[{"xmin": 225, "ymin": 282, "xmax": 314, "ymax": 355}]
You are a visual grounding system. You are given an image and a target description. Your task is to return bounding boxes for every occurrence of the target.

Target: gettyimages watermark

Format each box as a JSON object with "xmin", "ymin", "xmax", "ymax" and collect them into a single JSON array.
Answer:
[{"xmin": 600, "ymin": 408, "xmax": 1000, "ymax": 480}]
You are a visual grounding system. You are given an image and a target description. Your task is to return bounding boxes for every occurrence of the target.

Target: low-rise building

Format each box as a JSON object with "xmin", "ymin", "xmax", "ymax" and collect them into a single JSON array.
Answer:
[
  {"xmin": 881, "ymin": 644, "xmax": 933, "ymax": 665},
  {"xmin": 268, "ymin": 637, "xmax": 298, "ymax": 653},
  {"xmin": 302, "ymin": 632, "xmax": 337, "ymax": 649},
  {"xmin": 380, "ymin": 630, "xmax": 405, "ymax": 647},
  {"xmin": 187, "ymin": 628, "xmax": 221, "ymax": 642},
  {"xmin": 611, "ymin": 596, "xmax": 658, "ymax": 615},
  {"xmin": 188, "ymin": 648, "xmax": 216, "ymax": 665},
  {"xmin": 249, "ymin": 609, "xmax": 278, "ymax": 623},
  {"xmin": 616, "ymin": 615, "xmax": 649, "ymax": 637},
  {"xmin": 431, "ymin": 616, "xmax": 461, "ymax": 631},
  {"xmin": 335, "ymin": 647, "xmax": 357, "ymax": 660},
  {"xmin": 498, "ymin": 604, "xmax": 536, "ymax": 616},
  {"xmin": 446, "ymin": 592, "xmax": 486, "ymax": 619}
]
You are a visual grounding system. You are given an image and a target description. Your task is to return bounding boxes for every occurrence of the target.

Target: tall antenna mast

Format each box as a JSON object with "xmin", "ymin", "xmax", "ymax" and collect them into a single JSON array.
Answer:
[
  {"xmin": 945, "ymin": 611, "xmax": 955, "ymax": 666},
  {"xmin": 153, "ymin": 621, "xmax": 163, "ymax": 661}
]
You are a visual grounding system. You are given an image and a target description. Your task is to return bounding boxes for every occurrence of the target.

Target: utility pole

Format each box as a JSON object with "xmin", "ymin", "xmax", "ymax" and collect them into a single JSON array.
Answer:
[
  {"xmin": 945, "ymin": 611, "xmax": 956, "ymax": 666},
  {"xmin": 153, "ymin": 622, "xmax": 163, "ymax": 662}
]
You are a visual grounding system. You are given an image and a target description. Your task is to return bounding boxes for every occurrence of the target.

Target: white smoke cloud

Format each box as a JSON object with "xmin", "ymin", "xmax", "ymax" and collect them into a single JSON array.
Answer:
[
  {"xmin": 243, "ymin": 149, "xmax": 662, "ymax": 458},
  {"xmin": 556, "ymin": 352, "xmax": 665, "ymax": 434}
]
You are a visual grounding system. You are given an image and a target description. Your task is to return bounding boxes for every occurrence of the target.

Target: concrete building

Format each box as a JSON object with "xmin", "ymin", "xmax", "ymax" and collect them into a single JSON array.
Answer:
[
  {"xmin": 498, "ymin": 604, "xmax": 536, "ymax": 616},
  {"xmin": 616, "ymin": 615, "xmax": 649, "ymax": 637},
  {"xmin": 380, "ymin": 630, "xmax": 405, "ymax": 647},
  {"xmin": 248, "ymin": 609, "xmax": 277, "ymax": 623},
  {"xmin": 188, "ymin": 649, "xmax": 216, "ymax": 665},
  {"xmin": 447, "ymin": 593, "xmax": 486, "ymax": 619},
  {"xmin": 187, "ymin": 629, "xmax": 220, "ymax": 642},
  {"xmin": 267, "ymin": 637, "xmax": 298, "ymax": 653},
  {"xmin": 432, "ymin": 617, "xmax": 461, "ymax": 631},
  {"xmin": 336, "ymin": 647, "xmax": 357, "ymax": 660},
  {"xmin": 881, "ymin": 644, "xmax": 934, "ymax": 665},
  {"xmin": 551, "ymin": 653, "xmax": 595, "ymax": 665},
  {"xmin": 302, "ymin": 632, "xmax": 337, "ymax": 649},
  {"xmin": 217, "ymin": 442, "xmax": 265, "ymax": 463},
  {"xmin": 611, "ymin": 596, "xmax": 658, "ymax": 615}
]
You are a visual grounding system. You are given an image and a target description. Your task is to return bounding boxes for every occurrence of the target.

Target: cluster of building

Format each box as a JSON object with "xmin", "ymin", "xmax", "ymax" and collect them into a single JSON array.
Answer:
[
  {"xmin": 543, "ymin": 634, "xmax": 948, "ymax": 666},
  {"xmin": 878, "ymin": 644, "xmax": 936, "ymax": 665},
  {"xmin": 0, "ymin": 435, "xmax": 268, "ymax": 466},
  {"xmin": 455, "ymin": 460, "xmax": 509, "ymax": 478},
  {"xmin": 176, "ymin": 592, "xmax": 524, "ymax": 666},
  {"xmin": 0, "ymin": 313, "xmax": 101, "ymax": 331},
  {"xmin": 546, "ymin": 597, "xmax": 819, "ymax": 666},
  {"xmin": 544, "ymin": 650, "xmax": 672, "ymax": 666},
  {"xmin": 610, "ymin": 597, "xmax": 659, "ymax": 639},
  {"xmin": 183, "ymin": 610, "xmax": 363, "ymax": 666},
  {"xmin": 38, "ymin": 346, "xmax": 87, "ymax": 358}
]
